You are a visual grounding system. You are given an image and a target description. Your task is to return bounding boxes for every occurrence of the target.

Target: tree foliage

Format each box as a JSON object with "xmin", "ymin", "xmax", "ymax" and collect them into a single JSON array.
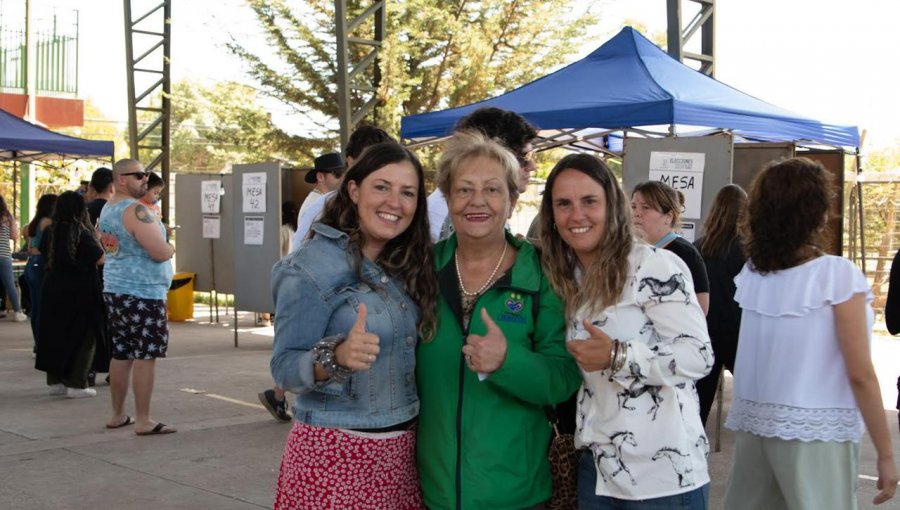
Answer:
[
  {"xmin": 228, "ymin": 0, "xmax": 597, "ymax": 148},
  {"xmin": 161, "ymin": 80, "xmax": 310, "ymax": 172}
]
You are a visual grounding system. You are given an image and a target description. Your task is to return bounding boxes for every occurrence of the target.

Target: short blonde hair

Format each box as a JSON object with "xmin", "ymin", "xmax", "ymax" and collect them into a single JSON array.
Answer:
[{"xmin": 437, "ymin": 130, "xmax": 521, "ymax": 202}]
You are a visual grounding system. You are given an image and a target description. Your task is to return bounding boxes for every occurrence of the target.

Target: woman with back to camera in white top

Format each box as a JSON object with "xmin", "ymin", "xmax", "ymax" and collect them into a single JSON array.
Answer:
[{"xmin": 724, "ymin": 157, "xmax": 898, "ymax": 509}]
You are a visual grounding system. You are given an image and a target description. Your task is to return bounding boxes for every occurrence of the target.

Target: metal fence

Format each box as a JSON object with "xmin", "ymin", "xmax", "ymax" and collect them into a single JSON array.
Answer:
[{"xmin": 0, "ymin": 12, "xmax": 79, "ymax": 96}]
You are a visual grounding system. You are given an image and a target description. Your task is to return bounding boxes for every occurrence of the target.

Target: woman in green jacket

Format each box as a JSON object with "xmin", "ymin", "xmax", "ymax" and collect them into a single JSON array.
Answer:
[{"xmin": 416, "ymin": 131, "xmax": 581, "ymax": 510}]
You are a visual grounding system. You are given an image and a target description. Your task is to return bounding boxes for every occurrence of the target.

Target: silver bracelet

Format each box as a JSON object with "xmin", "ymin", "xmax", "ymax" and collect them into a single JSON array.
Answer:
[
  {"xmin": 311, "ymin": 335, "xmax": 352, "ymax": 384},
  {"xmin": 611, "ymin": 340, "xmax": 628, "ymax": 373}
]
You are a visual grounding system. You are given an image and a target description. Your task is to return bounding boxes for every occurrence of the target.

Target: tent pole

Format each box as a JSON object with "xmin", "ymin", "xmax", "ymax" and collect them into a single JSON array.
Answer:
[
  {"xmin": 668, "ymin": 124, "xmax": 676, "ymax": 136},
  {"xmin": 13, "ymin": 161, "xmax": 19, "ymax": 231},
  {"xmin": 856, "ymin": 147, "xmax": 866, "ymax": 275},
  {"xmin": 19, "ymin": 162, "xmax": 33, "ymax": 229}
]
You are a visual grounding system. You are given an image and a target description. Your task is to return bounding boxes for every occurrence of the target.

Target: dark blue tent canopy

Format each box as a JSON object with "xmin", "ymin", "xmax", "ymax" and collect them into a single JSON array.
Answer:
[
  {"xmin": 401, "ymin": 27, "xmax": 859, "ymax": 148},
  {"xmin": 0, "ymin": 107, "xmax": 114, "ymax": 162}
]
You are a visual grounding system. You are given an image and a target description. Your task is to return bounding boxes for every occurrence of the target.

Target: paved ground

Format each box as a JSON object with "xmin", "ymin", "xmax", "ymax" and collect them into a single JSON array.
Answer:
[{"xmin": 1, "ymin": 305, "xmax": 900, "ymax": 509}]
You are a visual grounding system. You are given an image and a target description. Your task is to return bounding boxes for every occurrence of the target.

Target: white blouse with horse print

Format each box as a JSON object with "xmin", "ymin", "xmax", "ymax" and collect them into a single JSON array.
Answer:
[{"xmin": 570, "ymin": 242, "xmax": 713, "ymax": 500}]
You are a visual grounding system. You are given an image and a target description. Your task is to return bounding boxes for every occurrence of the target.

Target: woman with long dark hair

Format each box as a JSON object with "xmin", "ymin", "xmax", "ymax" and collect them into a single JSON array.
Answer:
[
  {"xmin": 0, "ymin": 195, "xmax": 26, "ymax": 321},
  {"xmin": 725, "ymin": 158, "xmax": 897, "ymax": 508},
  {"xmin": 693, "ymin": 184, "xmax": 748, "ymax": 425},
  {"xmin": 23, "ymin": 193, "xmax": 58, "ymax": 347},
  {"xmin": 34, "ymin": 191, "xmax": 106, "ymax": 398},
  {"xmin": 540, "ymin": 154, "xmax": 712, "ymax": 509},
  {"xmin": 270, "ymin": 141, "xmax": 438, "ymax": 509}
]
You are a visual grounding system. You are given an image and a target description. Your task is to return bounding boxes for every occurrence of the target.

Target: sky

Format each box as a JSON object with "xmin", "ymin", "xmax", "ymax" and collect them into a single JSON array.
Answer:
[{"xmin": 5, "ymin": 0, "xmax": 899, "ymax": 151}]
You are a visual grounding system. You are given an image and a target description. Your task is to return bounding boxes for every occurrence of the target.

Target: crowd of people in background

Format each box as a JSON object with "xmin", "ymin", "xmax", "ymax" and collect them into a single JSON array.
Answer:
[
  {"xmin": 2, "ymin": 105, "xmax": 897, "ymax": 509},
  {"xmin": 4, "ymin": 161, "xmax": 176, "ymax": 437}
]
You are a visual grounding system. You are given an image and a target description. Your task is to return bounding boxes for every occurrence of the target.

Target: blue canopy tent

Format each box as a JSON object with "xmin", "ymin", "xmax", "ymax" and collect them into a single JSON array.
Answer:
[
  {"xmin": 401, "ymin": 27, "xmax": 859, "ymax": 150},
  {"xmin": 0, "ymin": 107, "xmax": 114, "ymax": 161}
]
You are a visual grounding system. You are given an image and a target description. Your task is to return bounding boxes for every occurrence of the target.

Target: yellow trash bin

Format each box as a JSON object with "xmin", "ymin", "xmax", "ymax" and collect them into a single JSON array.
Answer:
[{"xmin": 167, "ymin": 272, "xmax": 195, "ymax": 321}]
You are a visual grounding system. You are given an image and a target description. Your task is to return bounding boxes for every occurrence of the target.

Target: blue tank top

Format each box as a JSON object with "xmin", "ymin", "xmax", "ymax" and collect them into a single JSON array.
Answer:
[{"xmin": 98, "ymin": 198, "xmax": 173, "ymax": 299}]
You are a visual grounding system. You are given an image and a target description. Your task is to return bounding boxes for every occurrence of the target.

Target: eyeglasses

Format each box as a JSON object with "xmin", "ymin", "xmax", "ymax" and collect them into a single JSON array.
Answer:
[
  {"xmin": 121, "ymin": 172, "xmax": 148, "ymax": 180},
  {"xmin": 516, "ymin": 150, "xmax": 535, "ymax": 168}
]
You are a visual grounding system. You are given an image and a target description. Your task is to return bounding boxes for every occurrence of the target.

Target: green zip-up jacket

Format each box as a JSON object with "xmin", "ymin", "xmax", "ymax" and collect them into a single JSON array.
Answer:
[{"xmin": 417, "ymin": 233, "xmax": 582, "ymax": 510}]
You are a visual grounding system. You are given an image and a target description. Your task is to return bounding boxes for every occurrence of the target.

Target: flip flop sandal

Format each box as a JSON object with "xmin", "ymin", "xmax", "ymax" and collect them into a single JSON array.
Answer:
[
  {"xmin": 106, "ymin": 416, "xmax": 134, "ymax": 429},
  {"xmin": 136, "ymin": 423, "xmax": 177, "ymax": 436}
]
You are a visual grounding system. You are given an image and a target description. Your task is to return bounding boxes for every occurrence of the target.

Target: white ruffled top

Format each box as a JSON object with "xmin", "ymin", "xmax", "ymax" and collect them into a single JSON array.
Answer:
[{"xmin": 725, "ymin": 255, "xmax": 872, "ymax": 442}]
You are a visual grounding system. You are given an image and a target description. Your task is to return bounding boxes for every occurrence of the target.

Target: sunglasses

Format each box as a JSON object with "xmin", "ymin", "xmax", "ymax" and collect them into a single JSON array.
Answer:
[
  {"xmin": 122, "ymin": 171, "xmax": 148, "ymax": 180},
  {"xmin": 516, "ymin": 150, "xmax": 535, "ymax": 168}
]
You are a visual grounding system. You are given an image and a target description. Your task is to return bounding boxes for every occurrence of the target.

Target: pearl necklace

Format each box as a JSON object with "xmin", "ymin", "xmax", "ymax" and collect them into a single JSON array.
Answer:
[{"xmin": 455, "ymin": 241, "xmax": 508, "ymax": 298}]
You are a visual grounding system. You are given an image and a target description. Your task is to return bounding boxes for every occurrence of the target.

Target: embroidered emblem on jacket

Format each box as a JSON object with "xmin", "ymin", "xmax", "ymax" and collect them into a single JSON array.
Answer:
[{"xmin": 505, "ymin": 292, "xmax": 524, "ymax": 314}]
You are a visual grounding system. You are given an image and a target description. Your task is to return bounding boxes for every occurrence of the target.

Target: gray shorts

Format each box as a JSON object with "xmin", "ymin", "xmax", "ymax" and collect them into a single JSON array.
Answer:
[{"xmin": 103, "ymin": 292, "xmax": 169, "ymax": 360}]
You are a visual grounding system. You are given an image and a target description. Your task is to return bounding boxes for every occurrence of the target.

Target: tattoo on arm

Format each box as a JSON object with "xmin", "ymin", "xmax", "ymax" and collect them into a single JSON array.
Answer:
[{"xmin": 134, "ymin": 204, "xmax": 155, "ymax": 224}]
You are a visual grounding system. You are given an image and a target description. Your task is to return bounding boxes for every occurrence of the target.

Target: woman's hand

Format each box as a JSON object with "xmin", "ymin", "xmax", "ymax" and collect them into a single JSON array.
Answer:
[
  {"xmin": 874, "ymin": 456, "xmax": 898, "ymax": 504},
  {"xmin": 334, "ymin": 304, "xmax": 380, "ymax": 372},
  {"xmin": 566, "ymin": 319, "xmax": 614, "ymax": 372},
  {"xmin": 462, "ymin": 309, "xmax": 507, "ymax": 374}
]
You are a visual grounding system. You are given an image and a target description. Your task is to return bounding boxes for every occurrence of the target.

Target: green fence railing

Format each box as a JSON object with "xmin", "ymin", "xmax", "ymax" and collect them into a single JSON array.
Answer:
[{"xmin": 0, "ymin": 12, "xmax": 79, "ymax": 96}]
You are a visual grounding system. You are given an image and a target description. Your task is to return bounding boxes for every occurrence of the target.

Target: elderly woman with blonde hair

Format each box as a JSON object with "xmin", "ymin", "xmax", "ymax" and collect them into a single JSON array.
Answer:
[{"xmin": 416, "ymin": 130, "xmax": 581, "ymax": 510}]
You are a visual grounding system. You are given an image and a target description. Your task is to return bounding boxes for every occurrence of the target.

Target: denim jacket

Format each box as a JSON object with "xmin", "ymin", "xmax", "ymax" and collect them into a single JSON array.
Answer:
[{"xmin": 270, "ymin": 223, "xmax": 421, "ymax": 429}]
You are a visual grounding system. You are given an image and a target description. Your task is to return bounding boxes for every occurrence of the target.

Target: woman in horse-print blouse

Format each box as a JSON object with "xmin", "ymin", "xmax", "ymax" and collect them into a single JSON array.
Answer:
[{"xmin": 539, "ymin": 153, "xmax": 713, "ymax": 509}]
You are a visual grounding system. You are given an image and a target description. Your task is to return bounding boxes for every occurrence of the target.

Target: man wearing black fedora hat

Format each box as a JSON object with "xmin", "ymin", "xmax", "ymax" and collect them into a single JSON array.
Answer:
[
  {"xmin": 290, "ymin": 126, "xmax": 396, "ymax": 252},
  {"xmin": 299, "ymin": 152, "xmax": 346, "ymax": 220}
]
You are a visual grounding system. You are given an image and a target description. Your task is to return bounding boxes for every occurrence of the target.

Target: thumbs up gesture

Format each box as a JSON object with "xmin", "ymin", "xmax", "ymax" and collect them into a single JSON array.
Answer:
[
  {"xmin": 335, "ymin": 304, "xmax": 381, "ymax": 372},
  {"xmin": 462, "ymin": 308, "xmax": 508, "ymax": 374},
  {"xmin": 567, "ymin": 319, "xmax": 614, "ymax": 372}
]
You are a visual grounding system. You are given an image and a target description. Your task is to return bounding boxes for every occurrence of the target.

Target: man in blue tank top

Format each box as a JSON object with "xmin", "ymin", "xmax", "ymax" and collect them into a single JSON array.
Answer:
[{"xmin": 98, "ymin": 159, "xmax": 176, "ymax": 435}]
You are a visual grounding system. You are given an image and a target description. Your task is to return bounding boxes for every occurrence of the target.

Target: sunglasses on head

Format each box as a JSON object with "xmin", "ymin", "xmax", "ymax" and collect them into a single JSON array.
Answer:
[{"xmin": 122, "ymin": 171, "xmax": 148, "ymax": 180}]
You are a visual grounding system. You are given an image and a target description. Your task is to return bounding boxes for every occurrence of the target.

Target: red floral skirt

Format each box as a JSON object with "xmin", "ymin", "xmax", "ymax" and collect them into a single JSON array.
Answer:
[{"xmin": 274, "ymin": 420, "xmax": 424, "ymax": 510}]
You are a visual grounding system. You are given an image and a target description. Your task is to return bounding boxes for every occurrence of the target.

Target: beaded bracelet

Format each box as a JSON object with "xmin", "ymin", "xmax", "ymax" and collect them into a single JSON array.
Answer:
[{"xmin": 311, "ymin": 334, "xmax": 353, "ymax": 384}]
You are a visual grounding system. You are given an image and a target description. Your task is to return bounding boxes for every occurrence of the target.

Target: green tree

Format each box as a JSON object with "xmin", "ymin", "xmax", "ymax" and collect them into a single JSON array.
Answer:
[
  {"xmin": 228, "ymin": 0, "xmax": 597, "ymax": 149},
  {"xmin": 158, "ymin": 80, "xmax": 309, "ymax": 173}
]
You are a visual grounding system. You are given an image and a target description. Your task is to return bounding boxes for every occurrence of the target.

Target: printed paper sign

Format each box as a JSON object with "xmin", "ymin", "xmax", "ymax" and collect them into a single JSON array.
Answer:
[
  {"xmin": 679, "ymin": 222, "xmax": 696, "ymax": 243},
  {"xmin": 242, "ymin": 172, "xmax": 267, "ymax": 213},
  {"xmin": 200, "ymin": 180, "xmax": 221, "ymax": 214},
  {"xmin": 648, "ymin": 151, "xmax": 705, "ymax": 219},
  {"xmin": 244, "ymin": 216, "xmax": 265, "ymax": 245},
  {"xmin": 202, "ymin": 215, "xmax": 220, "ymax": 239}
]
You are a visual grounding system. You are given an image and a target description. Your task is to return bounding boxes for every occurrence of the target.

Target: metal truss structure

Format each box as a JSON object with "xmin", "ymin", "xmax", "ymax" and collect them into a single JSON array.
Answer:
[
  {"xmin": 124, "ymin": 0, "xmax": 171, "ymax": 219},
  {"xmin": 334, "ymin": 1, "xmax": 385, "ymax": 151},
  {"xmin": 666, "ymin": 0, "xmax": 716, "ymax": 76}
]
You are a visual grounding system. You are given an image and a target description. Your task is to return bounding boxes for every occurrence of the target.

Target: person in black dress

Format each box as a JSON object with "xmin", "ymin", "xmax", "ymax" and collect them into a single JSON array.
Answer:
[
  {"xmin": 34, "ymin": 192, "xmax": 107, "ymax": 398},
  {"xmin": 885, "ymin": 247, "xmax": 900, "ymax": 432},
  {"xmin": 85, "ymin": 167, "xmax": 115, "ymax": 384},
  {"xmin": 693, "ymin": 184, "xmax": 748, "ymax": 425}
]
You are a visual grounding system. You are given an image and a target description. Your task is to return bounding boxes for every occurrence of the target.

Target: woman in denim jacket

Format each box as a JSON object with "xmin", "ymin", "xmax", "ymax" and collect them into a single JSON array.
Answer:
[{"xmin": 270, "ymin": 141, "xmax": 438, "ymax": 510}]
